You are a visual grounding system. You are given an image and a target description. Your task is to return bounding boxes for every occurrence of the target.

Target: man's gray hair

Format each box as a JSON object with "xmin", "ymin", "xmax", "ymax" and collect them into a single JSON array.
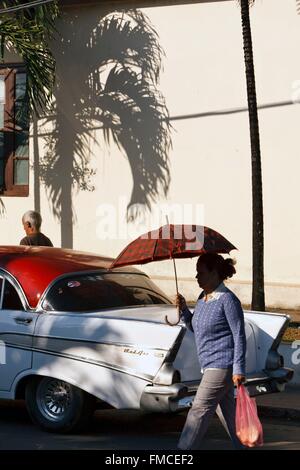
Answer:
[{"xmin": 22, "ymin": 210, "xmax": 42, "ymax": 231}]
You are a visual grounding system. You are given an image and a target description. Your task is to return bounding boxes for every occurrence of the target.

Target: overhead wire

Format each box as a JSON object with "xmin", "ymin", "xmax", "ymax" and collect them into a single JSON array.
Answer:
[{"xmin": 0, "ymin": 0, "xmax": 54, "ymax": 15}]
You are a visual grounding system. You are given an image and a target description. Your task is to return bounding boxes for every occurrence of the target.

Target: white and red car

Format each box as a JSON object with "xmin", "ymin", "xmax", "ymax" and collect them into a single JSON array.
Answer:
[{"xmin": 0, "ymin": 246, "xmax": 293, "ymax": 432}]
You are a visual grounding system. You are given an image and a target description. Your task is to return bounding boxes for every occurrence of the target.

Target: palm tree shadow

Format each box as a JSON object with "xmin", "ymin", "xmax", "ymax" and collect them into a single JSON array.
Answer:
[
  {"xmin": 39, "ymin": 8, "xmax": 172, "ymax": 247},
  {"xmin": 0, "ymin": 198, "xmax": 5, "ymax": 218}
]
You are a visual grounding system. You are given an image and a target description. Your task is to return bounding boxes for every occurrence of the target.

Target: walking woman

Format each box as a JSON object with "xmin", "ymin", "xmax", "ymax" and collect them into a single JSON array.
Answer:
[{"xmin": 177, "ymin": 253, "xmax": 246, "ymax": 450}]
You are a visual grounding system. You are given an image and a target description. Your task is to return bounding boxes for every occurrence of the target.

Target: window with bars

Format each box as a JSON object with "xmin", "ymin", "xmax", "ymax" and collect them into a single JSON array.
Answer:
[{"xmin": 0, "ymin": 65, "xmax": 29, "ymax": 196}]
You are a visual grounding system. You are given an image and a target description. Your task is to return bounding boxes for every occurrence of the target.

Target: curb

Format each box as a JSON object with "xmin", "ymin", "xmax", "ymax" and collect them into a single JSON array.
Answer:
[{"xmin": 258, "ymin": 405, "xmax": 300, "ymax": 421}]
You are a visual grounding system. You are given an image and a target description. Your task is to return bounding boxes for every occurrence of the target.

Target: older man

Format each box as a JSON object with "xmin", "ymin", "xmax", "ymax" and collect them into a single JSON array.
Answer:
[{"xmin": 20, "ymin": 210, "xmax": 53, "ymax": 247}]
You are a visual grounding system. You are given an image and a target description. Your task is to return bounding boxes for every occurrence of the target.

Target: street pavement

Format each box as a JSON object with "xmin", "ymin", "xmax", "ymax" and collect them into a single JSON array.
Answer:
[
  {"xmin": 0, "ymin": 396, "xmax": 299, "ymax": 451},
  {"xmin": 256, "ymin": 384, "xmax": 300, "ymax": 420}
]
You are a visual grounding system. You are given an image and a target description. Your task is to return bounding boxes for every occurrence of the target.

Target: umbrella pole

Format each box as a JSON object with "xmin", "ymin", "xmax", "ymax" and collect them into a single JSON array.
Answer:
[
  {"xmin": 172, "ymin": 257, "xmax": 179, "ymax": 295},
  {"xmin": 166, "ymin": 261, "xmax": 180, "ymax": 327},
  {"xmin": 165, "ymin": 257, "xmax": 180, "ymax": 326},
  {"xmin": 164, "ymin": 215, "xmax": 180, "ymax": 326}
]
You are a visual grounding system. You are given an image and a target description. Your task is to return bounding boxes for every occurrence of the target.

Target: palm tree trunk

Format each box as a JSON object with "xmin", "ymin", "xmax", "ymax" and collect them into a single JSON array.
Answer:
[{"xmin": 240, "ymin": 0, "xmax": 265, "ymax": 311}]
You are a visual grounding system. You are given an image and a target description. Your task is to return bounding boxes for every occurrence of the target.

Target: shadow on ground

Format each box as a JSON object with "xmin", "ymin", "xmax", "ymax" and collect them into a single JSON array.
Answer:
[{"xmin": 0, "ymin": 400, "xmax": 299, "ymax": 450}]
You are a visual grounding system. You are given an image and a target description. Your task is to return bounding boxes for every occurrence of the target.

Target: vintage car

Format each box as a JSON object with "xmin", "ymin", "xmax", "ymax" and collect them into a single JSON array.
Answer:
[{"xmin": 0, "ymin": 246, "xmax": 293, "ymax": 433}]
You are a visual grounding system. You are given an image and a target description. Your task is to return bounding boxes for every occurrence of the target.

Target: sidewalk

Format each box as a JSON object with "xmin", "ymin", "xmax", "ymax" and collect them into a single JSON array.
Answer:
[{"xmin": 256, "ymin": 384, "xmax": 300, "ymax": 420}]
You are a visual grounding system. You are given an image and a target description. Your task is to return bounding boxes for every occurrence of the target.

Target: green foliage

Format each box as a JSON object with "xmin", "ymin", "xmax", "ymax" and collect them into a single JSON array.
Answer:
[{"xmin": 0, "ymin": 0, "xmax": 59, "ymax": 116}]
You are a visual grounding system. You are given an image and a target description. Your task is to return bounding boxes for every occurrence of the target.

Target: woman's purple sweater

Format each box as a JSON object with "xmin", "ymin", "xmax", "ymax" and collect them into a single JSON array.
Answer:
[{"xmin": 180, "ymin": 286, "xmax": 246, "ymax": 376}]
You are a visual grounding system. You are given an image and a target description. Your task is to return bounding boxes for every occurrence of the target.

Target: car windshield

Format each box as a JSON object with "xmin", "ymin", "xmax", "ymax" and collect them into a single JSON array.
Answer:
[{"xmin": 42, "ymin": 272, "xmax": 171, "ymax": 312}]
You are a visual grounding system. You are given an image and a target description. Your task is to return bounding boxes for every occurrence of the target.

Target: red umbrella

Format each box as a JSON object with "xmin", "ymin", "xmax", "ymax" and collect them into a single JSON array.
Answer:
[{"xmin": 110, "ymin": 224, "xmax": 236, "ymax": 324}]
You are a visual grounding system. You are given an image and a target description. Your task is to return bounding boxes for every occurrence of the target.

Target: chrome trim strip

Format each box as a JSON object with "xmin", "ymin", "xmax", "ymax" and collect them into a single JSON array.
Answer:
[
  {"xmin": 0, "ymin": 333, "xmax": 32, "ymax": 348},
  {"xmin": 0, "ymin": 331, "xmax": 35, "ymax": 339},
  {"xmin": 0, "ymin": 331, "xmax": 169, "ymax": 353},
  {"xmin": 5, "ymin": 341, "xmax": 154, "ymax": 382},
  {"xmin": 2, "ymin": 331, "xmax": 168, "ymax": 351},
  {"xmin": 144, "ymin": 383, "xmax": 188, "ymax": 396},
  {"xmin": 38, "ymin": 310, "xmax": 176, "ymax": 326},
  {"xmin": 1, "ymin": 338, "xmax": 163, "ymax": 382},
  {"xmin": 0, "ymin": 342, "xmax": 33, "ymax": 353},
  {"xmin": 32, "ymin": 346, "xmax": 154, "ymax": 381},
  {"xmin": 33, "ymin": 334, "xmax": 169, "ymax": 351}
]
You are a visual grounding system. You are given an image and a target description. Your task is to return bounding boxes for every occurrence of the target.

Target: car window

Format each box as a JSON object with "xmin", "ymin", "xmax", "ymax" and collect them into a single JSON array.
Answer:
[
  {"xmin": 2, "ymin": 279, "xmax": 24, "ymax": 311},
  {"xmin": 42, "ymin": 272, "xmax": 171, "ymax": 312}
]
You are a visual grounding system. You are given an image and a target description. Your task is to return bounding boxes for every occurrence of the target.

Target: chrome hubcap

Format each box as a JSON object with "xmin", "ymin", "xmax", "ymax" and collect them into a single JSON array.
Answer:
[{"xmin": 37, "ymin": 379, "xmax": 73, "ymax": 422}]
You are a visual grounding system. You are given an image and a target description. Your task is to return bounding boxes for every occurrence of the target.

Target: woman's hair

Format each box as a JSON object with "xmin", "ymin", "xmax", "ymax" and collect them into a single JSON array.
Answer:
[{"xmin": 197, "ymin": 253, "xmax": 236, "ymax": 281}]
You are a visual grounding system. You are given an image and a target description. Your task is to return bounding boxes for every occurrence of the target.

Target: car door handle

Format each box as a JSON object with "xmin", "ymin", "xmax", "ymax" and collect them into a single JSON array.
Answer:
[{"xmin": 14, "ymin": 317, "xmax": 33, "ymax": 324}]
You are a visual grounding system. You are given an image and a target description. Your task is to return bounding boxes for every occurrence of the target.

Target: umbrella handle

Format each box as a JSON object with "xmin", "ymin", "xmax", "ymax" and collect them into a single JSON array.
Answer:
[{"xmin": 165, "ymin": 305, "xmax": 180, "ymax": 326}]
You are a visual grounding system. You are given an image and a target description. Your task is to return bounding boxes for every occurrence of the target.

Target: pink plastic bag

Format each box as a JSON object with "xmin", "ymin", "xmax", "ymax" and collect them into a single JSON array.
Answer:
[{"xmin": 235, "ymin": 384, "xmax": 264, "ymax": 447}]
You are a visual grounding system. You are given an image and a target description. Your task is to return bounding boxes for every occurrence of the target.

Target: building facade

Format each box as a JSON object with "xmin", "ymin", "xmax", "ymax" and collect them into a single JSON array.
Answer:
[{"xmin": 0, "ymin": 0, "xmax": 299, "ymax": 308}]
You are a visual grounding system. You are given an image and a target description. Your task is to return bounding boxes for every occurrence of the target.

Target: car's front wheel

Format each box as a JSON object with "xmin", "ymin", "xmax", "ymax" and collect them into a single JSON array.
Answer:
[{"xmin": 25, "ymin": 376, "xmax": 95, "ymax": 433}]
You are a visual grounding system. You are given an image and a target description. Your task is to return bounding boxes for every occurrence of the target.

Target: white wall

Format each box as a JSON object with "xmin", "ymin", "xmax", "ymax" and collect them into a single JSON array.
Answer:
[{"xmin": 1, "ymin": 0, "xmax": 300, "ymax": 308}]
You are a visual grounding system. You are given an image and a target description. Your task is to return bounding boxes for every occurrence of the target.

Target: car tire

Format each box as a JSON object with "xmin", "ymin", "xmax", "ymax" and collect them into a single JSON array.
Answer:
[{"xmin": 25, "ymin": 376, "xmax": 96, "ymax": 433}]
